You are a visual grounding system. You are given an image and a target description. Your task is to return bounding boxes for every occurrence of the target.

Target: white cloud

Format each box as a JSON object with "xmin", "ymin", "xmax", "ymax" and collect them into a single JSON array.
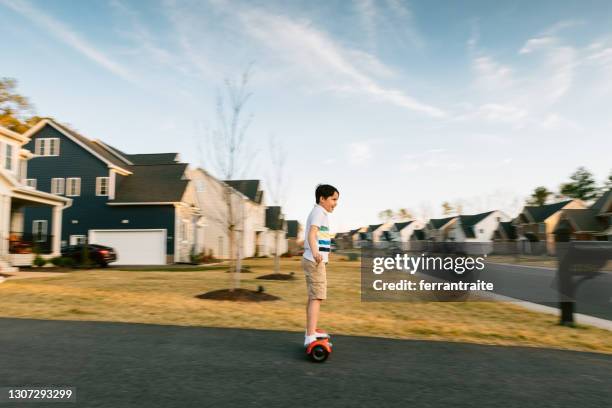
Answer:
[
  {"xmin": 519, "ymin": 36, "xmax": 557, "ymax": 54},
  {"xmin": 472, "ymin": 56, "xmax": 515, "ymax": 90},
  {"xmin": 0, "ymin": 0, "xmax": 134, "ymax": 82}
]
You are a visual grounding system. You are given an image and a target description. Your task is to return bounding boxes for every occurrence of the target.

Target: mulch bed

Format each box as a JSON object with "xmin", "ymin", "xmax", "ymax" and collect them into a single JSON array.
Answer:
[
  {"xmin": 195, "ymin": 288, "xmax": 280, "ymax": 302},
  {"xmin": 16, "ymin": 267, "xmax": 74, "ymax": 272},
  {"xmin": 256, "ymin": 272, "xmax": 296, "ymax": 281},
  {"xmin": 225, "ymin": 267, "xmax": 253, "ymax": 273},
  {"xmin": 0, "ymin": 273, "xmax": 12, "ymax": 278}
]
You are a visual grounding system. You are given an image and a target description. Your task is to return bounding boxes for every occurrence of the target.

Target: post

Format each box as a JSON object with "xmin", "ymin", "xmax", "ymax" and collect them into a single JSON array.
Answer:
[
  {"xmin": 51, "ymin": 204, "xmax": 62, "ymax": 255},
  {"xmin": 1, "ymin": 195, "xmax": 11, "ymax": 258}
]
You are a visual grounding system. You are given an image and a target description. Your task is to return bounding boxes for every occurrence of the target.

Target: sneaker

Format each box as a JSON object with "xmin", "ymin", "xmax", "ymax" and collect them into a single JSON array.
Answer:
[
  {"xmin": 304, "ymin": 329, "xmax": 330, "ymax": 339},
  {"xmin": 304, "ymin": 334, "xmax": 319, "ymax": 347}
]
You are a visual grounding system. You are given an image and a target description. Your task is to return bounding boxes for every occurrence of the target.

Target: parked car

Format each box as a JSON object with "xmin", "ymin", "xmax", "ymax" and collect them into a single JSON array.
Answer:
[{"xmin": 61, "ymin": 244, "xmax": 117, "ymax": 267}]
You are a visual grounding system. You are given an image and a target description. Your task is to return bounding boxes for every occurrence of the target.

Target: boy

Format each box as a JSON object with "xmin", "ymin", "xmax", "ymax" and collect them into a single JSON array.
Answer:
[{"xmin": 302, "ymin": 184, "xmax": 339, "ymax": 347}]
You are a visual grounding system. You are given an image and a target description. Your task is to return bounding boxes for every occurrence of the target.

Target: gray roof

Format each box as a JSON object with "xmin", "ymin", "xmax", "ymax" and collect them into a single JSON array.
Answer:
[
  {"xmin": 127, "ymin": 153, "xmax": 179, "ymax": 165},
  {"xmin": 590, "ymin": 189, "xmax": 612, "ymax": 214},
  {"xmin": 265, "ymin": 206, "xmax": 284, "ymax": 230},
  {"xmin": 111, "ymin": 163, "xmax": 189, "ymax": 203},
  {"xmin": 224, "ymin": 180, "xmax": 264, "ymax": 204},
  {"xmin": 368, "ymin": 224, "xmax": 383, "ymax": 232},
  {"xmin": 556, "ymin": 209, "xmax": 603, "ymax": 232},
  {"xmin": 458, "ymin": 211, "xmax": 495, "ymax": 238},
  {"xmin": 52, "ymin": 122, "xmax": 131, "ymax": 171},
  {"xmin": 498, "ymin": 221, "xmax": 518, "ymax": 240},
  {"xmin": 523, "ymin": 200, "xmax": 572, "ymax": 223},
  {"xmin": 286, "ymin": 220, "xmax": 300, "ymax": 238},
  {"xmin": 428, "ymin": 216, "xmax": 455, "ymax": 229},
  {"xmin": 394, "ymin": 221, "xmax": 413, "ymax": 231}
]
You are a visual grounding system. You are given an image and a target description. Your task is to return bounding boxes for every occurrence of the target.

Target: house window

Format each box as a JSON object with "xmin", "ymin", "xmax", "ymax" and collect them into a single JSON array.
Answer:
[
  {"xmin": 5, "ymin": 143, "xmax": 14, "ymax": 170},
  {"xmin": 34, "ymin": 138, "xmax": 60, "ymax": 156},
  {"xmin": 66, "ymin": 177, "xmax": 81, "ymax": 196},
  {"xmin": 32, "ymin": 220, "xmax": 48, "ymax": 242},
  {"xmin": 479, "ymin": 228, "xmax": 484, "ymax": 234},
  {"xmin": 25, "ymin": 178, "xmax": 37, "ymax": 188},
  {"xmin": 69, "ymin": 235, "xmax": 87, "ymax": 245},
  {"xmin": 51, "ymin": 178, "xmax": 65, "ymax": 195},
  {"xmin": 538, "ymin": 223, "xmax": 546, "ymax": 234},
  {"xmin": 96, "ymin": 177, "xmax": 109, "ymax": 196}
]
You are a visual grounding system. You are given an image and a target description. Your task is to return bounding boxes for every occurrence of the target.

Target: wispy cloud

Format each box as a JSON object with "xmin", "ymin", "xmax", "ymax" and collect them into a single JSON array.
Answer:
[
  {"xmin": 237, "ymin": 7, "xmax": 445, "ymax": 117},
  {"xmin": 354, "ymin": 0, "xmax": 377, "ymax": 49},
  {"xmin": 0, "ymin": 0, "xmax": 134, "ymax": 82}
]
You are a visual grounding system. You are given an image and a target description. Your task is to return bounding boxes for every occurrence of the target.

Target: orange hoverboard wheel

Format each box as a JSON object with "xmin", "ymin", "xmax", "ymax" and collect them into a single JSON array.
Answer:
[{"xmin": 306, "ymin": 338, "xmax": 332, "ymax": 362}]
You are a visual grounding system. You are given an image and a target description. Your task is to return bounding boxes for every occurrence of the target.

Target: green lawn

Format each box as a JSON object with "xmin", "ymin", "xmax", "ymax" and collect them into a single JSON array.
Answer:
[{"xmin": 1, "ymin": 257, "xmax": 611, "ymax": 354}]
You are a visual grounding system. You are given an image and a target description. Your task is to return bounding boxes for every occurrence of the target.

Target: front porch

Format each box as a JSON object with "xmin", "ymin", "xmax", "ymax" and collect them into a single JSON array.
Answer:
[{"xmin": 1, "ymin": 187, "xmax": 71, "ymax": 268}]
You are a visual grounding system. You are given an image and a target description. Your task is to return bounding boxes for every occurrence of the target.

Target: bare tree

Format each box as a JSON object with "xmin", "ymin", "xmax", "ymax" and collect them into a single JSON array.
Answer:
[
  {"xmin": 200, "ymin": 67, "xmax": 255, "ymax": 289},
  {"xmin": 267, "ymin": 135, "xmax": 288, "ymax": 274}
]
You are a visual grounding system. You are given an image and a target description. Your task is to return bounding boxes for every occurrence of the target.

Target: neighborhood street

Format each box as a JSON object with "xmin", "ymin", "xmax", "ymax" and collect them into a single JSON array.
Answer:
[
  {"xmin": 483, "ymin": 263, "xmax": 612, "ymax": 321},
  {"xmin": 1, "ymin": 318, "xmax": 611, "ymax": 408}
]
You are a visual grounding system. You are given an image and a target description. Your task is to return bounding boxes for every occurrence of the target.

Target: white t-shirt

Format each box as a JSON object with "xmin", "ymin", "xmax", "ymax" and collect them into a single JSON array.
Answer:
[{"xmin": 303, "ymin": 204, "xmax": 331, "ymax": 263}]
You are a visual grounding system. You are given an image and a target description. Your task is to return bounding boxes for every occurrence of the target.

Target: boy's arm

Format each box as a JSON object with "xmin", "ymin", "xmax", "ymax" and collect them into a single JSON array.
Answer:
[{"xmin": 308, "ymin": 225, "xmax": 323, "ymax": 264}]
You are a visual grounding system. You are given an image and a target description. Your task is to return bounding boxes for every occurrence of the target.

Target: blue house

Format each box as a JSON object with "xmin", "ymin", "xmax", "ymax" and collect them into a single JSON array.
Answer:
[{"xmin": 21, "ymin": 119, "xmax": 201, "ymax": 265}]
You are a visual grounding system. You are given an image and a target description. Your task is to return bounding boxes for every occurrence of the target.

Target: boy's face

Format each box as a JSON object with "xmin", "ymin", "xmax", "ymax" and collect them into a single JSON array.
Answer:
[{"xmin": 319, "ymin": 192, "xmax": 339, "ymax": 213}]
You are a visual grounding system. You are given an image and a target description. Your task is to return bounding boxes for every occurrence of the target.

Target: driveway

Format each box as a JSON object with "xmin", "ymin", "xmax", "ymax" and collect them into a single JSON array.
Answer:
[{"xmin": 1, "ymin": 318, "xmax": 610, "ymax": 407}]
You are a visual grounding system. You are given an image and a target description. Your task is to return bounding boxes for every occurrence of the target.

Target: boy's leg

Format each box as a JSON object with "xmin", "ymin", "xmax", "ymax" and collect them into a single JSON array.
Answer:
[
  {"xmin": 302, "ymin": 258, "xmax": 327, "ymax": 339},
  {"xmin": 306, "ymin": 298, "xmax": 321, "ymax": 336}
]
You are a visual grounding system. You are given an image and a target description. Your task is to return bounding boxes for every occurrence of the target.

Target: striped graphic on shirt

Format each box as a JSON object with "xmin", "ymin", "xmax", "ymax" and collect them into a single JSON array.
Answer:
[{"xmin": 318, "ymin": 226, "xmax": 331, "ymax": 252}]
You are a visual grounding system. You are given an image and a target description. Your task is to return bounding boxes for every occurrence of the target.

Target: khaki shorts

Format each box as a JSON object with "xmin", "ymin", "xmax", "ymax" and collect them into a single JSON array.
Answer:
[{"xmin": 302, "ymin": 258, "xmax": 327, "ymax": 300}]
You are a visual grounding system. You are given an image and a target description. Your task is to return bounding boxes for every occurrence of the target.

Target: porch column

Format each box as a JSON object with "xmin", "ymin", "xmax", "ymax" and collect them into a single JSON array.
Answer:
[
  {"xmin": 51, "ymin": 204, "xmax": 62, "ymax": 255},
  {"xmin": 1, "ymin": 195, "xmax": 11, "ymax": 257}
]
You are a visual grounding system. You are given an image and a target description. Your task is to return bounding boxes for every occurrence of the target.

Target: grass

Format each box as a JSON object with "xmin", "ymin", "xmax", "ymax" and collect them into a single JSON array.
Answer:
[{"xmin": 1, "ymin": 257, "xmax": 611, "ymax": 354}]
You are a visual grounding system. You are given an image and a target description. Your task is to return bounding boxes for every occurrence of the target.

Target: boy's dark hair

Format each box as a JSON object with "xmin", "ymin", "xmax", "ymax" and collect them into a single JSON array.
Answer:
[{"xmin": 315, "ymin": 184, "xmax": 339, "ymax": 204}]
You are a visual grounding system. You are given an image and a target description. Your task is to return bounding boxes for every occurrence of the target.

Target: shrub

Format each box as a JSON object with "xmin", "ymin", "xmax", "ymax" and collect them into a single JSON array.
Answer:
[
  {"xmin": 61, "ymin": 257, "xmax": 75, "ymax": 267},
  {"xmin": 50, "ymin": 257, "xmax": 63, "ymax": 266},
  {"xmin": 347, "ymin": 252, "xmax": 359, "ymax": 261},
  {"xmin": 33, "ymin": 255, "xmax": 46, "ymax": 267},
  {"xmin": 50, "ymin": 257, "xmax": 75, "ymax": 268}
]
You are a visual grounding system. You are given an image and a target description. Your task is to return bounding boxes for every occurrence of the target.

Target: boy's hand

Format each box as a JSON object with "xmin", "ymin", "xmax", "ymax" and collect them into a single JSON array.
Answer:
[{"xmin": 313, "ymin": 252, "xmax": 323, "ymax": 264}]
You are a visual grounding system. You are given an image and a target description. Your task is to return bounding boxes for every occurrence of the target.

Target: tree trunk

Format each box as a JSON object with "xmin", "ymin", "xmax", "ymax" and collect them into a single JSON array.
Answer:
[{"xmin": 274, "ymin": 230, "xmax": 280, "ymax": 274}]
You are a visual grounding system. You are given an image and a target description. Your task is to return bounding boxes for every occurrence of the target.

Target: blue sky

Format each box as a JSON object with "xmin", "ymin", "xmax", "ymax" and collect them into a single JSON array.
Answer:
[{"xmin": 1, "ymin": 0, "xmax": 611, "ymax": 232}]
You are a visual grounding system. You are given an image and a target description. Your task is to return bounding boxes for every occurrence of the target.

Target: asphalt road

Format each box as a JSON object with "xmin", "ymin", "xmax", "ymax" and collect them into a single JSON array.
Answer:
[
  {"xmin": 1, "ymin": 318, "xmax": 611, "ymax": 408},
  {"xmin": 482, "ymin": 263, "xmax": 612, "ymax": 320}
]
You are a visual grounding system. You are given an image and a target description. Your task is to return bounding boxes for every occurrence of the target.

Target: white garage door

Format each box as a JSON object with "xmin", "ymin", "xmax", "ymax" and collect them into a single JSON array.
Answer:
[{"xmin": 88, "ymin": 229, "xmax": 166, "ymax": 265}]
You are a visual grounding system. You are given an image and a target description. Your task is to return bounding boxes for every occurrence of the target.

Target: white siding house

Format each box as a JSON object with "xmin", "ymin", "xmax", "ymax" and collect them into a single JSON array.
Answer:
[{"xmin": 0, "ymin": 126, "xmax": 72, "ymax": 271}]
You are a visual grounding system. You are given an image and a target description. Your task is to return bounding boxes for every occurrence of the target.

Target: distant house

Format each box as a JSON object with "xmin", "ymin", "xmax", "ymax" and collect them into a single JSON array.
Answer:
[
  {"xmin": 424, "ymin": 216, "xmax": 457, "ymax": 241},
  {"xmin": 189, "ymin": 169, "xmax": 270, "ymax": 259},
  {"xmin": 494, "ymin": 221, "xmax": 518, "ymax": 241},
  {"xmin": 265, "ymin": 206, "xmax": 288, "ymax": 256},
  {"xmin": 513, "ymin": 199, "xmax": 585, "ymax": 254},
  {"xmin": 368, "ymin": 223, "xmax": 388, "ymax": 242},
  {"xmin": 394, "ymin": 220, "xmax": 425, "ymax": 243},
  {"xmin": 447, "ymin": 211, "xmax": 508, "ymax": 242},
  {"xmin": 21, "ymin": 119, "xmax": 200, "ymax": 265},
  {"xmin": 554, "ymin": 189, "xmax": 612, "ymax": 242},
  {"xmin": 411, "ymin": 229, "xmax": 426, "ymax": 241},
  {"xmin": 351, "ymin": 226, "xmax": 368, "ymax": 247},
  {"xmin": 285, "ymin": 220, "xmax": 303, "ymax": 255},
  {"xmin": 1, "ymin": 125, "xmax": 72, "ymax": 270},
  {"xmin": 223, "ymin": 180, "xmax": 267, "ymax": 257}
]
